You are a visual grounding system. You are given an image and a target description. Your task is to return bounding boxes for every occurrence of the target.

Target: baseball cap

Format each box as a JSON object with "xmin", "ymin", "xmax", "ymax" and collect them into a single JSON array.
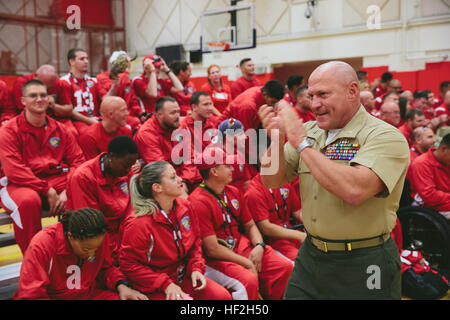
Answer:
[
  {"xmin": 218, "ymin": 118, "xmax": 244, "ymax": 136},
  {"xmin": 197, "ymin": 146, "xmax": 237, "ymax": 171},
  {"xmin": 143, "ymin": 53, "xmax": 163, "ymax": 68},
  {"xmin": 109, "ymin": 51, "xmax": 128, "ymax": 65}
]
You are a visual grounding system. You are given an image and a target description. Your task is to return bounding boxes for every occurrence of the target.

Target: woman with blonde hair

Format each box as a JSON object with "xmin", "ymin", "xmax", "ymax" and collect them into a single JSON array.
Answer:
[
  {"xmin": 119, "ymin": 161, "xmax": 232, "ymax": 300},
  {"xmin": 200, "ymin": 64, "xmax": 232, "ymax": 116}
]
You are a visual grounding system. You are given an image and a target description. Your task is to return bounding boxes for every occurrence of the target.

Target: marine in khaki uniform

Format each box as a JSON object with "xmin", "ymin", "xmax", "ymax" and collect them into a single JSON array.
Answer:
[{"xmin": 259, "ymin": 61, "xmax": 410, "ymax": 300}]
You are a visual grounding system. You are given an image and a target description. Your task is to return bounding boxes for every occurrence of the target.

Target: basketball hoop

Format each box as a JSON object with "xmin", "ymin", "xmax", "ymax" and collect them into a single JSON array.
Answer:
[{"xmin": 207, "ymin": 41, "xmax": 230, "ymax": 52}]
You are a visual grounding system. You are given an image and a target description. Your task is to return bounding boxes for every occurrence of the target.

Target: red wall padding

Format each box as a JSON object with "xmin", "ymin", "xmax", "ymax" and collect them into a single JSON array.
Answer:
[
  {"xmin": 360, "ymin": 61, "xmax": 450, "ymax": 96},
  {"xmin": 51, "ymin": 0, "xmax": 114, "ymax": 26}
]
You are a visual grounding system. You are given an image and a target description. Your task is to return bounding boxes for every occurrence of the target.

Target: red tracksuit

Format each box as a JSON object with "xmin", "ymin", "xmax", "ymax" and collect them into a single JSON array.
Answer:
[
  {"xmin": 132, "ymin": 74, "xmax": 173, "ymax": 114},
  {"xmin": 78, "ymin": 122, "xmax": 132, "ymax": 160},
  {"xmin": 0, "ymin": 112, "xmax": 85, "ymax": 253},
  {"xmin": 244, "ymin": 174, "xmax": 302, "ymax": 263},
  {"xmin": 409, "ymin": 148, "xmax": 450, "ymax": 212},
  {"xmin": 188, "ymin": 185, "xmax": 293, "ymax": 300},
  {"xmin": 60, "ymin": 73, "xmax": 102, "ymax": 133},
  {"xmin": 119, "ymin": 198, "xmax": 231, "ymax": 300},
  {"xmin": 66, "ymin": 153, "xmax": 132, "ymax": 256},
  {"xmin": 0, "ymin": 80, "xmax": 16, "ymax": 124},
  {"xmin": 134, "ymin": 114, "xmax": 200, "ymax": 186},
  {"xmin": 96, "ymin": 71, "xmax": 141, "ymax": 130},
  {"xmin": 14, "ymin": 223, "xmax": 125, "ymax": 300},
  {"xmin": 230, "ymin": 76, "xmax": 261, "ymax": 100},
  {"xmin": 179, "ymin": 114, "xmax": 217, "ymax": 153},
  {"xmin": 200, "ymin": 82, "xmax": 232, "ymax": 114},
  {"xmin": 219, "ymin": 86, "xmax": 265, "ymax": 131}
]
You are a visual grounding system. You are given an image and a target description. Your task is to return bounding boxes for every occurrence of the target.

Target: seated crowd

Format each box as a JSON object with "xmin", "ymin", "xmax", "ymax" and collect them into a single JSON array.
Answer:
[{"xmin": 0, "ymin": 49, "xmax": 448, "ymax": 300}]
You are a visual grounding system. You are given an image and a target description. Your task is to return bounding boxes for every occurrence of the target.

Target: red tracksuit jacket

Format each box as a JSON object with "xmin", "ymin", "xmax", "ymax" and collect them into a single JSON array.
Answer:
[
  {"xmin": 66, "ymin": 153, "xmax": 132, "ymax": 242},
  {"xmin": 230, "ymin": 76, "xmax": 261, "ymax": 100},
  {"xmin": 14, "ymin": 223, "xmax": 125, "ymax": 300},
  {"xmin": 409, "ymin": 148, "xmax": 450, "ymax": 212},
  {"xmin": 218, "ymin": 86, "xmax": 265, "ymax": 131},
  {"xmin": 134, "ymin": 114, "xmax": 200, "ymax": 185},
  {"xmin": 119, "ymin": 198, "xmax": 205, "ymax": 294},
  {"xmin": 132, "ymin": 74, "xmax": 173, "ymax": 114},
  {"xmin": 0, "ymin": 112, "xmax": 85, "ymax": 195},
  {"xmin": 78, "ymin": 122, "xmax": 132, "ymax": 160},
  {"xmin": 96, "ymin": 71, "xmax": 142, "ymax": 118}
]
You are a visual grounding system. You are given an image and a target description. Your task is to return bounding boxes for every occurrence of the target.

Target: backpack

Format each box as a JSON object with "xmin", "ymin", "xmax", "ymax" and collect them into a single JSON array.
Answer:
[{"xmin": 400, "ymin": 250, "xmax": 449, "ymax": 300}]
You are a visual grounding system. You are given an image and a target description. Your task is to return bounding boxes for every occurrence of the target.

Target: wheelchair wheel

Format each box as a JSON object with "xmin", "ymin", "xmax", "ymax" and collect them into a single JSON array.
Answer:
[{"xmin": 397, "ymin": 206, "xmax": 450, "ymax": 269}]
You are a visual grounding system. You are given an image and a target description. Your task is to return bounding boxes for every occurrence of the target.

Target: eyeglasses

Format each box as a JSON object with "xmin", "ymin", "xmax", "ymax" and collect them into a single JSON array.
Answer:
[{"xmin": 24, "ymin": 93, "xmax": 48, "ymax": 99}]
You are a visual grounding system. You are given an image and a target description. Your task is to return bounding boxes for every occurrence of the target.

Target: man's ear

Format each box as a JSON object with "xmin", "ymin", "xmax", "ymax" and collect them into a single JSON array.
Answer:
[{"xmin": 348, "ymin": 81, "xmax": 359, "ymax": 101}]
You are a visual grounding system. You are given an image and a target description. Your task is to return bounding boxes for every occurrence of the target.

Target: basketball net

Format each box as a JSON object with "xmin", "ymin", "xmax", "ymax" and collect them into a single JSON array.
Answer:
[{"xmin": 207, "ymin": 41, "xmax": 230, "ymax": 52}]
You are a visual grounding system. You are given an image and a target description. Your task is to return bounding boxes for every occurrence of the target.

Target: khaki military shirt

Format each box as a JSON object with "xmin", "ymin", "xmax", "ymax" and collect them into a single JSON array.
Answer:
[{"xmin": 284, "ymin": 105, "xmax": 410, "ymax": 240}]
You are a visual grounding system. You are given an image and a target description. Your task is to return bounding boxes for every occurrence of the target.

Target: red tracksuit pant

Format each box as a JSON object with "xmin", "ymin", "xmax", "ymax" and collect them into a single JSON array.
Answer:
[
  {"xmin": 204, "ymin": 236, "xmax": 293, "ymax": 300},
  {"xmin": 0, "ymin": 176, "xmax": 65, "ymax": 253}
]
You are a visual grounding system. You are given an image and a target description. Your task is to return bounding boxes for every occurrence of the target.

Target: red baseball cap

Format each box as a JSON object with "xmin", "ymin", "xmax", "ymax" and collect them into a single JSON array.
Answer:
[
  {"xmin": 143, "ymin": 53, "xmax": 163, "ymax": 68},
  {"xmin": 197, "ymin": 147, "xmax": 237, "ymax": 171}
]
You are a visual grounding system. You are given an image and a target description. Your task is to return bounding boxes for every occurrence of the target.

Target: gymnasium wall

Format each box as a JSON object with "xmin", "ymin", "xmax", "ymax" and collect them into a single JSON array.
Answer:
[{"xmin": 125, "ymin": 0, "xmax": 450, "ymax": 95}]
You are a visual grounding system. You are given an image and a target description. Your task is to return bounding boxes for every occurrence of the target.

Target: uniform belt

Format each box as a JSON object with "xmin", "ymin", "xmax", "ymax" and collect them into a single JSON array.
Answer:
[{"xmin": 310, "ymin": 234, "xmax": 390, "ymax": 253}]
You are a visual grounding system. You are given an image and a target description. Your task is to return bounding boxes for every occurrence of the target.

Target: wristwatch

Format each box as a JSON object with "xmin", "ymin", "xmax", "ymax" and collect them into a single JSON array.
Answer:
[
  {"xmin": 296, "ymin": 137, "xmax": 314, "ymax": 154},
  {"xmin": 255, "ymin": 242, "xmax": 266, "ymax": 250}
]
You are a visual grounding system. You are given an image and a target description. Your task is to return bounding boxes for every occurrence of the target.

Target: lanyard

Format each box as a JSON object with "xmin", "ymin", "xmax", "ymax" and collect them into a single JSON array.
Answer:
[
  {"xmin": 269, "ymin": 189, "xmax": 288, "ymax": 221},
  {"xmin": 199, "ymin": 183, "xmax": 236, "ymax": 237},
  {"xmin": 157, "ymin": 202, "xmax": 186, "ymax": 260}
]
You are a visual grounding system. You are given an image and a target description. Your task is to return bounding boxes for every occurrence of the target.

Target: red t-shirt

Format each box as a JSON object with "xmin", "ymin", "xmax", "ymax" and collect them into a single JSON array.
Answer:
[
  {"xmin": 230, "ymin": 76, "xmax": 261, "ymax": 100},
  {"xmin": 200, "ymin": 82, "xmax": 232, "ymax": 114},
  {"xmin": 188, "ymin": 185, "xmax": 252, "ymax": 243},
  {"xmin": 244, "ymin": 174, "xmax": 301, "ymax": 229}
]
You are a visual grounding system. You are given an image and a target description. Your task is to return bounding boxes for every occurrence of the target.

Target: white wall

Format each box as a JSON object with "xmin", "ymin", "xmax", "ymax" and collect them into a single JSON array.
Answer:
[{"xmin": 125, "ymin": 0, "xmax": 450, "ymax": 79}]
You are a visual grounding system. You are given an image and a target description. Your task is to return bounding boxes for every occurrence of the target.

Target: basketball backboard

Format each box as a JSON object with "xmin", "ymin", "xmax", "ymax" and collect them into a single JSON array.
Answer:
[{"xmin": 200, "ymin": 3, "xmax": 256, "ymax": 53}]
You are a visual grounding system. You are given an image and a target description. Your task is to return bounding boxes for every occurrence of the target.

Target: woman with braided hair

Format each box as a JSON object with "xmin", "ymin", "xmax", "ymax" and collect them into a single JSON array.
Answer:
[
  {"xmin": 119, "ymin": 161, "xmax": 232, "ymax": 300},
  {"xmin": 14, "ymin": 208, "xmax": 147, "ymax": 300}
]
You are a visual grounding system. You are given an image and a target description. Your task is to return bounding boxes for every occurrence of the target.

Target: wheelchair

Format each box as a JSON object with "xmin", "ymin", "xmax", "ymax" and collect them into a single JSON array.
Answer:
[{"xmin": 397, "ymin": 179, "xmax": 450, "ymax": 272}]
